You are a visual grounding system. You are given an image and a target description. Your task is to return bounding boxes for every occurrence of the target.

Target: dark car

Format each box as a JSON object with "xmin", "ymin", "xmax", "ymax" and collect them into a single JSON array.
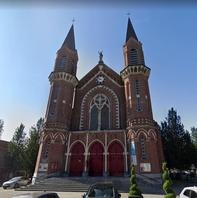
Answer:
[
  {"xmin": 82, "ymin": 182, "xmax": 121, "ymax": 198},
  {"xmin": 12, "ymin": 192, "xmax": 60, "ymax": 198}
]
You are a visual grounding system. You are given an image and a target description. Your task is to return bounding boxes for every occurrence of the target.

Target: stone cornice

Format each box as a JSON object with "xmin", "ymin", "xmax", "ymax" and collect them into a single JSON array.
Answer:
[
  {"xmin": 70, "ymin": 129, "xmax": 126, "ymax": 133},
  {"xmin": 126, "ymin": 118, "xmax": 159, "ymax": 130},
  {"xmin": 120, "ymin": 65, "xmax": 150, "ymax": 80},
  {"xmin": 49, "ymin": 71, "xmax": 78, "ymax": 87}
]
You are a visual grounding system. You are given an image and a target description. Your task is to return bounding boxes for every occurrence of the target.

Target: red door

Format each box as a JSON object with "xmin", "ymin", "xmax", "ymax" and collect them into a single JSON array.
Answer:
[
  {"xmin": 108, "ymin": 142, "xmax": 124, "ymax": 176},
  {"xmin": 69, "ymin": 142, "xmax": 85, "ymax": 176},
  {"xmin": 89, "ymin": 142, "xmax": 104, "ymax": 176}
]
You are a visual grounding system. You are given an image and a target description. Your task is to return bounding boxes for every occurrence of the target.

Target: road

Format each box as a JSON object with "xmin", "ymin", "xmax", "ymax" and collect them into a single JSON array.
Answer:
[{"xmin": 0, "ymin": 187, "xmax": 164, "ymax": 198}]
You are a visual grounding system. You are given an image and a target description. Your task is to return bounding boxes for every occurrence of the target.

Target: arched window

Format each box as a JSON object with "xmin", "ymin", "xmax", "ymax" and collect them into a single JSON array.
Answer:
[
  {"xmin": 48, "ymin": 85, "xmax": 60, "ymax": 117},
  {"xmin": 43, "ymin": 138, "xmax": 51, "ymax": 159},
  {"xmin": 129, "ymin": 49, "xmax": 138, "ymax": 65},
  {"xmin": 59, "ymin": 56, "xmax": 67, "ymax": 69},
  {"xmin": 90, "ymin": 94, "xmax": 110, "ymax": 130},
  {"xmin": 135, "ymin": 79, "xmax": 142, "ymax": 112}
]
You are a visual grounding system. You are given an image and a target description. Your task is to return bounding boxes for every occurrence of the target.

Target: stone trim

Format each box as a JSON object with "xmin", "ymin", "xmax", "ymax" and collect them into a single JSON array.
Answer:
[
  {"xmin": 120, "ymin": 65, "xmax": 150, "ymax": 80},
  {"xmin": 79, "ymin": 70, "xmax": 123, "ymax": 90},
  {"xmin": 70, "ymin": 129, "xmax": 125, "ymax": 133},
  {"xmin": 79, "ymin": 85, "xmax": 120, "ymax": 130},
  {"xmin": 49, "ymin": 71, "xmax": 78, "ymax": 87},
  {"xmin": 127, "ymin": 128, "xmax": 158, "ymax": 141}
]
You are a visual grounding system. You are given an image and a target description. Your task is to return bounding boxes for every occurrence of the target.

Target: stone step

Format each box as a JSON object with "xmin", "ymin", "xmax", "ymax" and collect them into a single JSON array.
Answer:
[{"xmin": 16, "ymin": 176, "xmax": 163, "ymax": 194}]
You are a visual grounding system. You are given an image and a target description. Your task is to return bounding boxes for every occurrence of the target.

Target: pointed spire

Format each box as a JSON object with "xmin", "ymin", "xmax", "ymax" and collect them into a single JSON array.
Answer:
[
  {"xmin": 126, "ymin": 18, "xmax": 138, "ymax": 42},
  {"xmin": 62, "ymin": 24, "xmax": 76, "ymax": 50}
]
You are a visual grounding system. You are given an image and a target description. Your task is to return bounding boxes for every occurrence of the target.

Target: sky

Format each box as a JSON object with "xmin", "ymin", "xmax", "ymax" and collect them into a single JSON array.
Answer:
[{"xmin": 0, "ymin": 3, "xmax": 197, "ymax": 141}]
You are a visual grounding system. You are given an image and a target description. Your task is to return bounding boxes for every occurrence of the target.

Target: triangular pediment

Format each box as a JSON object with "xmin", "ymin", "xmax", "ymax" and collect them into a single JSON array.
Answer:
[{"xmin": 78, "ymin": 63, "xmax": 123, "ymax": 89}]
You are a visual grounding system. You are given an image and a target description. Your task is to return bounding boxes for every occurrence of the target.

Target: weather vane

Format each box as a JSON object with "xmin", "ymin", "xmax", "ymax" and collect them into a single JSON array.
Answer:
[
  {"xmin": 126, "ymin": 12, "xmax": 131, "ymax": 17},
  {"xmin": 72, "ymin": 18, "xmax": 75, "ymax": 24}
]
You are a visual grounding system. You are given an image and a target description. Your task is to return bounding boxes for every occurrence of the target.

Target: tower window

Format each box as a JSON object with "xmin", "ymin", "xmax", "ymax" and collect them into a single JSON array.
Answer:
[
  {"xmin": 129, "ymin": 49, "xmax": 138, "ymax": 65},
  {"xmin": 140, "ymin": 135, "xmax": 147, "ymax": 160},
  {"xmin": 59, "ymin": 56, "xmax": 67, "ymax": 68},
  {"xmin": 135, "ymin": 79, "xmax": 140, "ymax": 94},
  {"xmin": 49, "ymin": 85, "xmax": 60, "ymax": 117},
  {"xmin": 90, "ymin": 94, "xmax": 110, "ymax": 130},
  {"xmin": 136, "ymin": 97, "xmax": 142, "ymax": 112},
  {"xmin": 135, "ymin": 80, "xmax": 142, "ymax": 112}
]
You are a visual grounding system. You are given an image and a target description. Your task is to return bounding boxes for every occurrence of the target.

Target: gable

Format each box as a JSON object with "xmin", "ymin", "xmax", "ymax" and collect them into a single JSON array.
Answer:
[{"xmin": 77, "ymin": 63, "xmax": 124, "ymax": 89}]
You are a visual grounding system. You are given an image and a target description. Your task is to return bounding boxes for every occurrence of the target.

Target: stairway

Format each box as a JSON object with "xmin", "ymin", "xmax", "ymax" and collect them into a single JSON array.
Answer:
[{"xmin": 16, "ymin": 176, "xmax": 163, "ymax": 194}]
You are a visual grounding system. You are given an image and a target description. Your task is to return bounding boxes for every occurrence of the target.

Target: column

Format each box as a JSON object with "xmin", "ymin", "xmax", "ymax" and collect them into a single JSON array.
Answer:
[
  {"xmin": 64, "ymin": 133, "xmax": 71, "ymax": 175},
  {"xmin": 103, "ymin": 132, "xmax": 108, "ymax": 176},
  {"xmin": 124, "ymin": 131, "xmax": 128, "ymax": 176},
  {"xmin": 83, "ymin": 132, "xmax": 89, "ymax": 176}
]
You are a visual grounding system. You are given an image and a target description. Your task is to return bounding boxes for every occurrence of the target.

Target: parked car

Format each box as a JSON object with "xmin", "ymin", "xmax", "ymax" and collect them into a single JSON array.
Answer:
[
  {"xmin": 180, "ymin": 186, "xmax": 197, "ymax": 198},
  {"xmin": 12, "ymin": 192, "xmax": 60, "ymax": 198},
  {"xmin": 2, "ymin": 176, "xmax": 29, "ymax": 189},
  {"xmin": 82, "ymin": 182, "xmax": 121, "ymax": 198}
]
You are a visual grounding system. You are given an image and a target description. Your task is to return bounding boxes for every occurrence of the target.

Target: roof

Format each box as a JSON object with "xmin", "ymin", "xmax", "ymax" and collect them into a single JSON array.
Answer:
[
  {"xmin": 61, "ymin": 24, "xmax": 75, "ymax": 50},
  {"xmin": 78, "ymin": 63, "xmax": 123, "ymax": 89},
  {"xmin": 126, "ymin": 18, "xmax": 138, "ymax": 42}
]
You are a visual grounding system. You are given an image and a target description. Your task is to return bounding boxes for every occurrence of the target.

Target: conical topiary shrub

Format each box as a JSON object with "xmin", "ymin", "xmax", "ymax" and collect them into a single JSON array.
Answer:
[
  {"xmin": 162, "ymin": 162, "xmax": 176, "ymax": 198},
  {"xmin": 128, "ymin": 165, "xmax": 143, "ymax": 198}
]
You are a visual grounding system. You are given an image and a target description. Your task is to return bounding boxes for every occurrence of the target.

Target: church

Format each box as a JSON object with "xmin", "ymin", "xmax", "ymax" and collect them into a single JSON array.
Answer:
[{"xmin": 33, "ymin": 18, "xmax": 164, "ymax": 179}]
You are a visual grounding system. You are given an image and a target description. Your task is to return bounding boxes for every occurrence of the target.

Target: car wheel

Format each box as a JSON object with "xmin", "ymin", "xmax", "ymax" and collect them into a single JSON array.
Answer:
[
  {"xmin": 14, "ymin": 183, "xmax": 20, "ymax": 189},
  {"xmin": 3, "ymin": 186, "xmax": 7, "ymax": 190}
]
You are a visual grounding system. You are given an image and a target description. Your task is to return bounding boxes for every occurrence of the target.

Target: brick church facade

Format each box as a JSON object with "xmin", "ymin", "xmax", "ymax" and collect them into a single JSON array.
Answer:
[{"xmin": 33, "ymin": 18, "xmax": 164, "ymax": 180}]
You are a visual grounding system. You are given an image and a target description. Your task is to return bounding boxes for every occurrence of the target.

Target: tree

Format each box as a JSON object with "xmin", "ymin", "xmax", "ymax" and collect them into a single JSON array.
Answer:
[
  {"xmin": 128, "ymin": 165, "xmax": 143, "ymax": 198},
  {"xmin": 160, "ymin": 108, "xmax": 197, "ymax": 169},
  {"xmin": 24, "ymin": 118, "xmax": 44, "ymax": 176},
  {"xmin": 0, "ymin": 119, "xmax": 4, "ymax": 139},
  {"xmin": 191, "ymin": 127, "xmax": 197, "ymax": 148},
  {"xmin": 162, "ymin": 162, "xmax": 176, "ymax": 198},
  {"xmin": 8, "ymin": 123, "xmax": 27, "ymax": 174}
]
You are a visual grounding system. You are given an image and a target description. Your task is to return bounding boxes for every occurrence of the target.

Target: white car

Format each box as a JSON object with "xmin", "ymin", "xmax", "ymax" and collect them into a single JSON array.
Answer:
[
  {"xmin": 180, "ymin": 186, "xmax": 197, "ymax": 198},
  {"xmin": 2, "ymin": 176, "xmax": 29, "ymax": 189}
]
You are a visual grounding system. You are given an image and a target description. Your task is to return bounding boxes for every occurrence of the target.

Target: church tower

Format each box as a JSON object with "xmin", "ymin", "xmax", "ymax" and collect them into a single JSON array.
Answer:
[
  {"xmin": 46, "ymin": 24, "xmax": 78, "ymax": 127},
  {"xmin": 121, "ymin": 18, "xmax": 164, "ymax": 174},
  {"xmin": 33, "ymin": 25, "xmax": 78, "ymax": 179}
]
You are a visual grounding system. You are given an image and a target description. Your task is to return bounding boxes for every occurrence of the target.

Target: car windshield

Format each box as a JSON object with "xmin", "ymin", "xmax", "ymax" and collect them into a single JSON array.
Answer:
[
  {"xmin": 9, "ymin": 176, "xmax": 22, "ymax": 181},
  {"xmin": 89, "ymin": 185, "xmax": 114, "ymax": 198}
]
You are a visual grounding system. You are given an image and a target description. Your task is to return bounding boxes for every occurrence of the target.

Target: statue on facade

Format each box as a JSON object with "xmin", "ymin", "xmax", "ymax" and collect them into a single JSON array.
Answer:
[{"xmin": 98, "ymin": 51, "xmax": 103, "ymax": 63}]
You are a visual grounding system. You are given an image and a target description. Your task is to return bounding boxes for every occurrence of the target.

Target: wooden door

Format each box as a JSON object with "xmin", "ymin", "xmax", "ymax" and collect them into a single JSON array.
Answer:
[
  {"xmin": 89, "ymin": 142, "xmax": 104, "ymax": 176},
  {"xmin": 69, "ymin": 142, "xmax": 85, "ymax": 176},
  {"xmin": 108, "ymin": 142, "xmax": 124, "ymax": 176}
]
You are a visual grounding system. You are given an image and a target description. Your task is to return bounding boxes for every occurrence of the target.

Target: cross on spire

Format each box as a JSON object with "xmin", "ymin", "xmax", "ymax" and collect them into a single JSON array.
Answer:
[{"xmin": 126, "ymin": 12, "xmax": 131, "ymax": 17}]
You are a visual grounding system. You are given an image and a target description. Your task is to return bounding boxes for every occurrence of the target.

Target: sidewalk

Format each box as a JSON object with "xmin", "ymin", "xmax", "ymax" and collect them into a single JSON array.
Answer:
[{"xmin": 0, "ymin": 188, "xmax": 164, "ymax": 198}]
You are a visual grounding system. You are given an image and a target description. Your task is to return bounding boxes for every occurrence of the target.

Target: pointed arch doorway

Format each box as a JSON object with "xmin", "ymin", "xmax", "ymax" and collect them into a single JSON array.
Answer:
[
  {"xmin": 69, "ymin": 142, "xmax": 85, "ymax": 176},
  {"xmin": 108, "ymin": 142, "xmax": 124, "ymax": 176},
  {"xmin": 89, "ymin": 142, "xmax": 104, "ymax": 176}
]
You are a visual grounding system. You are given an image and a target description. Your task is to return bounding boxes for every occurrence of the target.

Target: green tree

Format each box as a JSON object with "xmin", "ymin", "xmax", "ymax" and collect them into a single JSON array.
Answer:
[
  {"xmin": 8, "ymin": 123, "xmax": 27, "ymax": 174},
  {"xmin": 191, "ymin": 127, "xmax": 197, "ymax": 148},
  {"xmin": 162, "ymin": 162, "xmax": 176, "ymax": 198},
  {"xmin": 128, "ymin": 165, "xmax": 143, "ymax": 198},
  {"xmin": 24, "ymin": 118, "xmax": 44, "ymax": 176},
  {"xmin": 0, "ymin": 119, "xmax": 4, "ymax": 139},
  {"xmin": 160, "ymin": 108, "xmax": 197, "ymax": 169}
]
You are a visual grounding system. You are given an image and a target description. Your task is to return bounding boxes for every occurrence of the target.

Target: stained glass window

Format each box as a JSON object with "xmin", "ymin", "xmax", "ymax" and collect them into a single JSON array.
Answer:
[{"xmin": 90, "ymin": 94, "xmax": 110, "ymax": 130}]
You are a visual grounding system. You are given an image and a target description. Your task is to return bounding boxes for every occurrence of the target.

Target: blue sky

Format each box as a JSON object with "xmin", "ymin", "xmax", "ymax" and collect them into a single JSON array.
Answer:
[{"xmin": 0, "ymin": 5, "xmax": 197, "ymax": 141}]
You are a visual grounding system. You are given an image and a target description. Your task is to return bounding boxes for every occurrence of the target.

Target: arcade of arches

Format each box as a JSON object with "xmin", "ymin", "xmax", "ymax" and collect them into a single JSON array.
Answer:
[{"xmin": 68, "ymin": 140, "xmax": 125, "ymax": 176}]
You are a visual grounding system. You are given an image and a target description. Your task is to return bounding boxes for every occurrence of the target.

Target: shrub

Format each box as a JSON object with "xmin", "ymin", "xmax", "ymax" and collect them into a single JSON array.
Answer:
[
  {"xmin": 128, "ymin": 165, "xmax": 143, "ymax": 198},
  {"xmin": 162, "ymin": 162, "xmax": 176, "ymax": 198}
]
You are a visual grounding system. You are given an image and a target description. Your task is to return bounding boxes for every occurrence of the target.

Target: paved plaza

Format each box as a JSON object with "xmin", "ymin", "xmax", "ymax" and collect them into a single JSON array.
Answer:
[{"xmin": 0, "ymin": 188, "xmax": 164, "ymax": 198}]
